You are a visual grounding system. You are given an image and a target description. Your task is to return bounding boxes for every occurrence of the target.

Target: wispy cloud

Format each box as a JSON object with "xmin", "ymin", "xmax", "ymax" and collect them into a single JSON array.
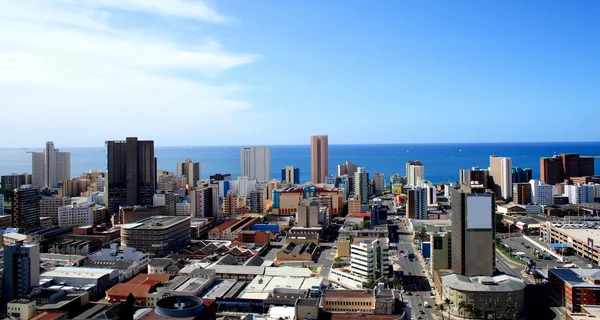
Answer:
[{"xmin": 0, "ymin": 1, "xmax": 260, "ymax": 147}]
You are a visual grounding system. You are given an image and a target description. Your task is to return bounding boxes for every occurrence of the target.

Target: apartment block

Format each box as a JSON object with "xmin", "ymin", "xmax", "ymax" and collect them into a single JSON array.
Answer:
[
  {"xmin": 58, "ymin": 202, "xmax": 95, "ymax": 227},
  {"xmin": 39, "ymin": 196, "xmax": 72, "ymax": 226}
]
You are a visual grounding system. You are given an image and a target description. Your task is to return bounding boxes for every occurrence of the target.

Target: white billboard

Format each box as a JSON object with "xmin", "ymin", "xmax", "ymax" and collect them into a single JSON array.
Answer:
[{"xmin": 466, "ymin": 195, "xmax": 492, "ymax": 229}]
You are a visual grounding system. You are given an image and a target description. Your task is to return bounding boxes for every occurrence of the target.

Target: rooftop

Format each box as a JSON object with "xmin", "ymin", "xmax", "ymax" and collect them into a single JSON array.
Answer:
[
  {"xmin": 41, "ymin": 267, "xmax": 116, "ymax": 280},
  {"xmin": 201, "ymin": 280, "xmax": 237, "ymax": 299},
  {"xmin": 106, "ymin": 283, "xmax": 153, "ymax": 298},
  {"xmin": 121, "ymin": 216, "xmax": 190, "ymax": 230},
  {"xmin": 323, "ymin": 290, "xmax": 374, "ymax": 298},
  {"xmin": 549, "ymin": 268, "xmax": 600, "ymax": 288},
  {"xmin": 442, "ymin": 274, "xmax": 526, "ymax": 292},
  {"xmin": 128, "ymin": 273, "xmax": 171, "ymax": 285}
]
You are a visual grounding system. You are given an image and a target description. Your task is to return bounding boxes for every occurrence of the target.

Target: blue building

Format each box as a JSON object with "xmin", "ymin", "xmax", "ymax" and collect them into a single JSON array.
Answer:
[
  {"xmin": 2, "ymin": 243, "xmax": 40, "ymax": 309},
  {"xmin": 253, "ymin": 224, "xmax": 280, "ymax": 234},
  {"xmin": 281, "ymin": 166, "xmax": 300, "ymax": 184},
  {"xmin": 512, "ymin": 167, "xmax": 532, "ymax": 183}
]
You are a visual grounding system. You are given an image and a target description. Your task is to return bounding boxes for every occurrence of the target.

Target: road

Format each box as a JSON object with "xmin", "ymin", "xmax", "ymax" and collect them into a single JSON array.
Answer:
[{"xmin": 394, "ymin": 219, "xmax": 437, "ymax": 320}]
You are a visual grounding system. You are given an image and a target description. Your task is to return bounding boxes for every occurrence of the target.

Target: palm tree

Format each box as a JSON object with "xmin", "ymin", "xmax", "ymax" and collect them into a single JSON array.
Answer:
[
  {"xmin": 444, "ymin": 298, "xmax": 452, "ymax": 320},
  {"xmin": 458, "ymin": 301, "xmax": 467, "ymax": 319},
  {"xmin": 471, "ymin": 307, "xmax": 483, "ymax": 319}
]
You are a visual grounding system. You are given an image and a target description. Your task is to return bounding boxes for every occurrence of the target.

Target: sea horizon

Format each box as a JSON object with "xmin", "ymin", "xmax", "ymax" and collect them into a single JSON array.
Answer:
[{"xmin": 1, "ymin": 141, "xmax": 598, "ymax": 185}]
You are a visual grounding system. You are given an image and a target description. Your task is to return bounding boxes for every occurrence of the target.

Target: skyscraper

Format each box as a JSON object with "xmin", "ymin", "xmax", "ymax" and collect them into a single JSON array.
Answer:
[
  {"xmin": 281, "ymin": 166, "xmax": 300, "ymax": 184},
  {"xmin": 32, "ymin": 141, "xmax": 70, "ymax": 188},
  {"xmin": 177, "ymin": 158, "xmax": 201, "ymax": 188},
  {"xmin": 489, "ymin": 156, "xmax": 512, "ymax": 199},
  {"xmin": 338, "ymin": 161, "xmax": 358, "ymax": 176},
  {"xmin": 190, "ymin": 182, "xmax": 218, "ymax": 217},
  {"xmin": 406, "ymin": 160, "xmax": 424, "ymax": 186},
  {"xmin": 105, "ymin": 137, "xmax": 156, "ymax": 215},
  {"xmin": 2, "ymin": 242, "xmax": 40, "ymax": 307},
  {"xmin": 406, "ymin": 187, "xmax": 427, "ymax": 219},
  {"xmin": 372, "ymin": 172, "xmax": 385, "ymax": 196},
  {"xmin": 240, "ymin": 146, "xmax": 271, "ymax": 182},
  {"xmin": 11, "ymin": 187, "xmax": 41, "ymax": 234},
  {"xmin": 354, "ymin": 167, "xmax": 369, "ymax": 209},
  {"xmin": 451, "ymin": 188, "xmax": 495, "ymax": 276},
  {"xmin": 311, "ymin": 135, "xmax": 329, "ymax": 184},
  {"xmin": 540, "ymin": 154, "xmax": 595, "ymax": 185}
]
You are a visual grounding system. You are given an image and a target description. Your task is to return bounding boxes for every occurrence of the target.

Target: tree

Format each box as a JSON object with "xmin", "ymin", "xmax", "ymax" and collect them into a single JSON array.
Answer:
[
  {"xmin": 360, "ymin": 220, "xmax": 371, "ymax": 230},
  {"xmin": 471, "ymin": 306, "xmax": 483, "ymax": 319},
  {"xmin": 500, "ymin": 304, "xmax": 516, "ymax": 320},
  {"xmin": 443, "ymin": 298, "xmax": 452, "ymax": 320},
  {"xmin": 458, "ymin": 301, "xmax": 467, "ymax": 319}
]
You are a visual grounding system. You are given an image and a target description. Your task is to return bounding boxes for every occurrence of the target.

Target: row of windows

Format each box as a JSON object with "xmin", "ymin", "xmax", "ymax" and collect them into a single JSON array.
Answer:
[{"xmin": 327, "ymin": 300, "xmax": 372, "ymax": 306}]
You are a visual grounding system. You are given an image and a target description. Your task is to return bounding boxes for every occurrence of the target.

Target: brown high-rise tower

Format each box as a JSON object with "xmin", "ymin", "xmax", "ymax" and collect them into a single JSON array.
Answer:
[
  {"xmin": 311, "ymin": 135, "xmax": 329, "ymax": 184},
  {"xmin": 105, "ymin": 137, "xmax": 156, "ymax": 215}
]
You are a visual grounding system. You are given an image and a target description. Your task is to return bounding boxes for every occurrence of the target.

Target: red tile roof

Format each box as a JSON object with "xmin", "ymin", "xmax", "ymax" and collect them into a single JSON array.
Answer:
[
  {"xmin": 30, "ymin": 312, "xmax": 66, "ymax": 320},
  {"xmin": 128, "ymin": 273, "xmax": 170, "ymax": 285},
  {"xmin": 106, "ymin": 283, "xmax": 152, "ymax": 298}
]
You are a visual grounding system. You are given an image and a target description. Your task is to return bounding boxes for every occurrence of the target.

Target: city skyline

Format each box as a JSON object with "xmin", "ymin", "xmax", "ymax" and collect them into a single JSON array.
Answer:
[{"xmin": 1, "ymin": 1, "xmax": 599, "ymax": 147}]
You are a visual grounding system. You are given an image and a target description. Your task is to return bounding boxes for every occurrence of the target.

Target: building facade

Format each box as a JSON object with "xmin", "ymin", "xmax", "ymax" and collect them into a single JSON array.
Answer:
[
  {"xmin": 105, "ymin": 137, "xmax": 155, "ymax": 215},
  {"xmin": 120, "ymin": 216, "xmax": 191, "ymax": 257},
  {"xmin": 489, "ymin": 155, "xmax": 512, "ymax": 199},
  {"xmin": 281, "ymin": 166, "xmax": 300, "ymax": 184},
  {"xmin": 406, "ymin": 161, "xmax": 425, "ymax": 187},
  {"xmin": 31, "ymin": 141, "xmax": 71, "ymax": 188},
  {"xmin": 58, "ymin": 202, "xmax": 95, "ymax": 227},
  {"xmin": 190, "ymin": 182, "xmax": 218, "ymax": 217},
  {"xmin": 311, "ymin": 135, "xmax": 329, "ymax": 184},
  {"xmin": 451, "ymin": 188, "xmax": 495, "ymax": 276},
  {"xmin": 514, "ymin": 183, "xmax": 532, "ymax": 205},
  {"xmin": 177, "ymin": 158, "xmax": 200, "ymax": 188},
  {"xmin": 11, "ymin": 188, "xmax": 41, "ymax": 234},
  {"xmin": 2, "ymin": 242, "xmax": 40, "ymax": 307},
  {"xmin": 338, "ymin": 161, "xmax": 358, "ymax": 177},
  {"xmin": 240, "ymin": 146, "xmax": 271, "ymax": 182},
  {"xmin": 406, "ymin": 187, "xmax": 427, "ymax": 219}
]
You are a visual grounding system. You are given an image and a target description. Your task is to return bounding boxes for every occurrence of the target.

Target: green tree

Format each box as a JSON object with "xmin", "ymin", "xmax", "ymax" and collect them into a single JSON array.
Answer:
[
  {"xmin": 360, "ymin": 220, "xmax": 371, "ymax": 229},
  {"xmin": 458, "ymin": 301, "xmax": 467, "ymax": 319},
  {"xmin": 500, "ymin": 304, "xmax": 516, "ymax": 320},
  {"xmin": 443, "ymin": 298, "xmax": 452, "ymax": 320},
  {"xmin": 471, "ymin": 306, "xmax": 483, "ymax": 319}
]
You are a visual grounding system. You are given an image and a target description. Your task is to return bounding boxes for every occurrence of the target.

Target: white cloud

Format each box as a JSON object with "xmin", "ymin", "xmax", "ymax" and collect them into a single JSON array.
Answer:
[{"xmin": 0, "ymin": 1, "xmax": 260, "ymax": 147}]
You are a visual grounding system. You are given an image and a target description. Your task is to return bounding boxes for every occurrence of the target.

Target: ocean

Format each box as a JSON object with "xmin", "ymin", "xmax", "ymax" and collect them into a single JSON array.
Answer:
[{"xmin": 0, "ymin": 142, "xmax": 598, "ymax": 184}]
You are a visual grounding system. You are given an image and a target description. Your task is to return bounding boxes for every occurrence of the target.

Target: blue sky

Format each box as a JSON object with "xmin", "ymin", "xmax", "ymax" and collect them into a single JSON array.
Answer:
[{"xmin": 0, "ymin": 1, "xmax": 598, "ymax": 147}]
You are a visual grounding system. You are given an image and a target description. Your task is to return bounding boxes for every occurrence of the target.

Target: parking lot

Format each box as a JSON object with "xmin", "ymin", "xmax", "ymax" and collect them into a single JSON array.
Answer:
[{"xmin": 498, "ymin": 234, "xmax": 594, "ymax": 271}]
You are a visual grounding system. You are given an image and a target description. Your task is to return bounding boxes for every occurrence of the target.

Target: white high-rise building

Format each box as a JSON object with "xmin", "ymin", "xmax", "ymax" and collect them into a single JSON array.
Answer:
[
  {"xmin": 190, "ymin": 183, "xmax": 219, "ymax": 217},
  {"xmin": 420, "ymin": 180, "xmax": 437, "ymax": 205},
  {"xmin": 32, "ymin": 141, "xmax": 70, "ymax": 188},
  {"xmin": 354, "ymin": 167, "xmax": 369, "ymax": 205},
  {"xmin": 58, "ymin": 202, "xmax": 94, "ymax": 227},
  {"xmin": 530, "ymin": 180, "xmax": 554, "ymax": 206},
  {"xmin": 372, "ymin": 172, "xmax": 385, "ymax": 196},
  {"xmin": 565, "ymin": 184, "xmax": 595, "ymax": 204},
  {"xmin": 235, "ymin": 176, "xmax": 258, "ymax": 197},
  {"xmin": 240, "ymin": 146, "xmax": 271, "ymax": 182},
  {"xmin": 489, "ymin": 156, "xmax": 512, "ymax": 199},
  {"xmin": 406, "ymin": 161, "xmax": 425, "ymax": 187}
]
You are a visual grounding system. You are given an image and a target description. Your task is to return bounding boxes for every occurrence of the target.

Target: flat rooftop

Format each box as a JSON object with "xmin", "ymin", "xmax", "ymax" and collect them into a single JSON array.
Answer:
[
  {"xmin": 201, "ymin": 280, "xmax": 236, "ymax": 299},
  {"xmin": 172, "ymin": 277, "xmax": 209, "ymax": 293},
  {"xmin": 549, "ymin": 269, "xmax": 600, "ymax": 289},
  {"xmin": 41, "ymin": 267, "xmax": 116, "ymax": 280},
  {"xmin": 121, "ymin": 216, "xmax": 190, "ymax": 230},
  {"xmin": 442, "ymin": 274, "xmax": 526, "ymax": 292},
  {"xmin": 555, "ymin": 227, "xmax": 600, "ymax": 246}
]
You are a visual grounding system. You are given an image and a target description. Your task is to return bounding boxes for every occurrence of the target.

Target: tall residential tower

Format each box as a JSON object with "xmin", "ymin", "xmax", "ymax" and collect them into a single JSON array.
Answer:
[
  {"xmin": 311, "ymin": 135, "xmax": 329, "ymax": 184},
  {"xmin": 240, "ymin": 146, "xmax": 271, "ymax": 182},
  {"xmin": 177, "ymin": 158, "xmax": 201, "ymax": 187},
  {"xmin": 489, "ymin": 156, "xmax": 512, "ymax": 199},
  {"xmin": 31, "ymin": 141, "xmax": 70, "ymax": 188}
]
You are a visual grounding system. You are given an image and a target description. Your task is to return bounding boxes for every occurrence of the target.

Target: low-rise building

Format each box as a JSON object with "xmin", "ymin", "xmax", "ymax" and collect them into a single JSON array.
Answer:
[
  {"xmin": 120, "ymin": 216, "xmax": 191, "ymax": 257},
  {"xmin": 321, "ymin": 290, "xmax": 376, "ymax": 313},
  {"xmin": 7, "ymin": 299, "xmax": 37, "ymax": 320},
  {"xmin": 208, "ymin": 215, "xmax": 261, "ymax": 240},
  {"xmin": 549, "ymin": 268, "xmax": 600, "ymax": 312},
  {"xmin": 57, "ymin": 202, "xmax": 95, "ymax": 227},
  {"xmin": 40, "ymin": 267, "xmax": 119, "ymax": 299},
  {"xmin": 441, "ymin": 274, "xmax": 526, "ymax": 319},
  {"xmin": 276, "ymin": 242, "xmax": 318, "ymax": 261}
]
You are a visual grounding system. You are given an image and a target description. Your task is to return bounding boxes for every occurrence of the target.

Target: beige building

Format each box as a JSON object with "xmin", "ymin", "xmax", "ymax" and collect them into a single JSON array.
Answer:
[
  {"xmin": 489, "ymin": 155, "xmax": 513, "ymax": 199},
  {"xmin": 442, "ymin": 274, "xmax": 525, "ymax": 319},
  {"xmin": 40, "ymin": 196, "xmax": 72, "ymax": 225},
  {"xmin": 431, "ymin": 231, "xmax": 452, "ymax": 272},
  {"xmin": 337, "ymin": 237, "xmax": 351, "ymax": 258},
  {"xmin": 348, "ymin": 196, "xmax": 362, "ymax": 214},
  {"xmin": 7, "ymin": 299, "xmax": 37, "ymax": 320},
  {"xmin": 296, "ymin": 198, "xmax": 321, "ymax": 228},
  {"xmin": 321, "ymin": 290, "xmax": 376, "ymax": 313},
  {"xmin": 59, "ymin": 178, "xmax": 91, "ymax": 197}
]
